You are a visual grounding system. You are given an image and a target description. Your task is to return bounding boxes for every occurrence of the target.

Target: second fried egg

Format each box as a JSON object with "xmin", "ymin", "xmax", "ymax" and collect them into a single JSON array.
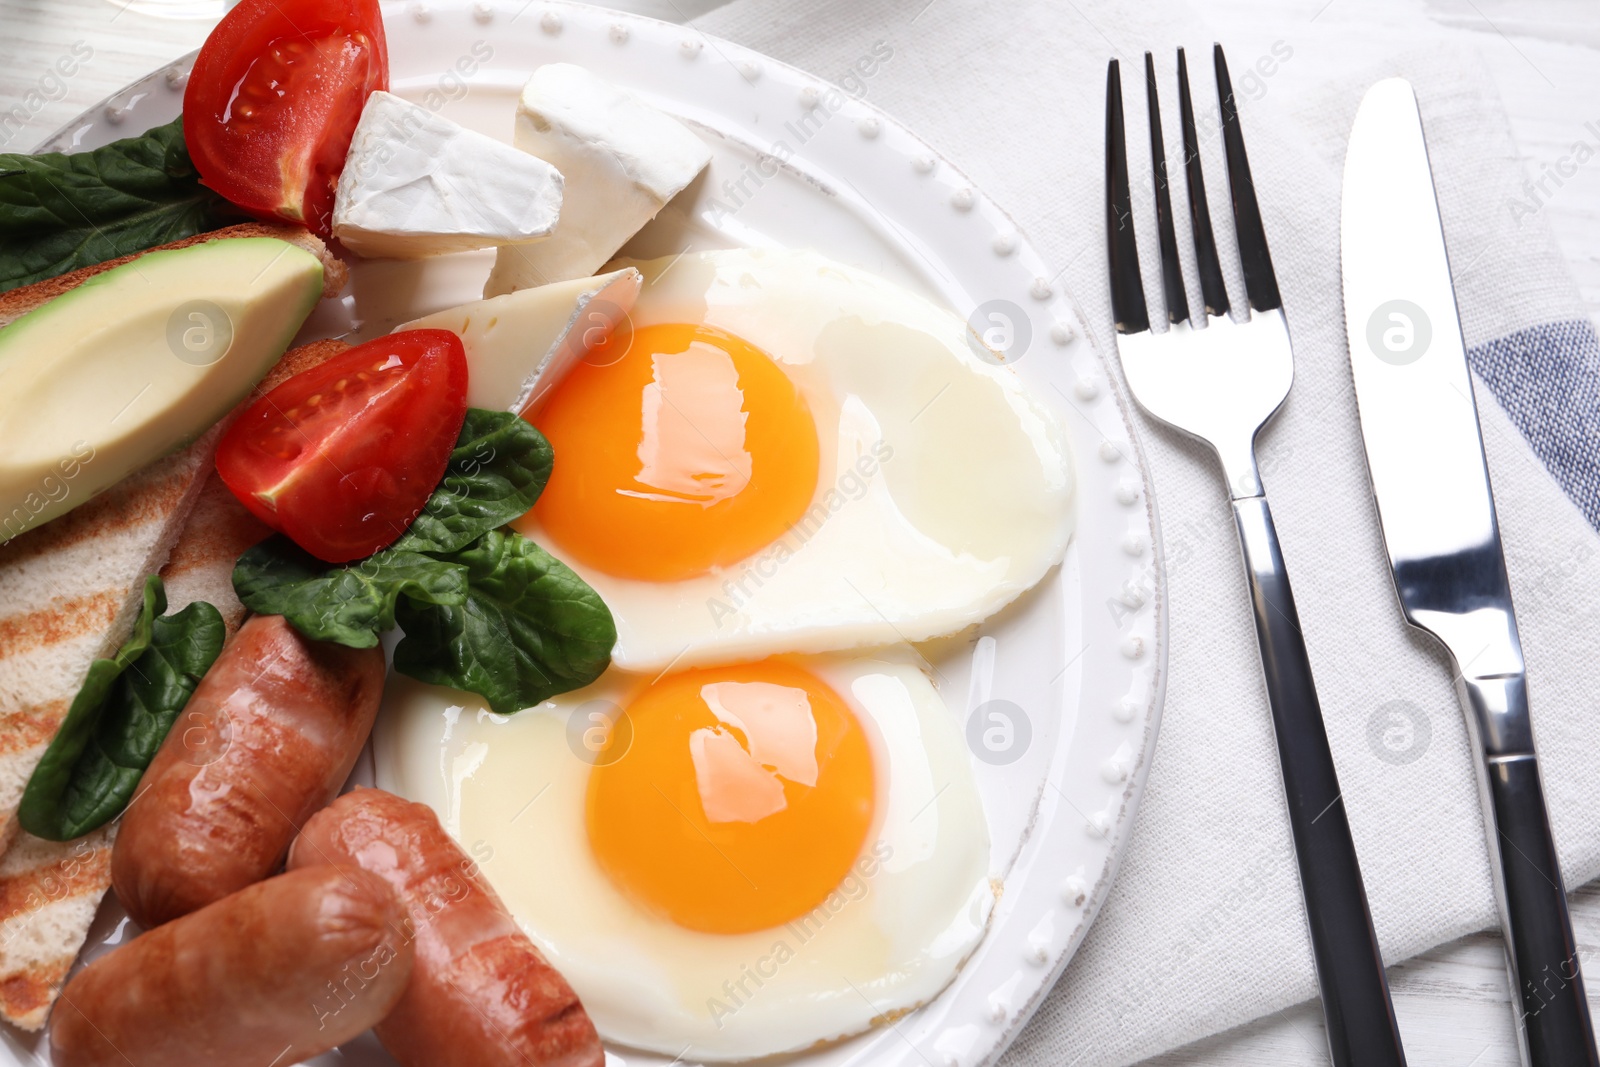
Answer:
[{"xmin": 374, "ymin": 648, "xmax": 993, "ymax": 1060}]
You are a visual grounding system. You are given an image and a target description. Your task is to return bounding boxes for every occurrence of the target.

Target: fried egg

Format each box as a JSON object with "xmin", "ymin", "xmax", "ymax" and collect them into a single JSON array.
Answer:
[
  {"xmin": 513, "ymin": 247, "xmax": 1074, "ymax": 671},
  {"xmin": 373, "ymin": 648, "xmax": 993, "ymax": 1060}
]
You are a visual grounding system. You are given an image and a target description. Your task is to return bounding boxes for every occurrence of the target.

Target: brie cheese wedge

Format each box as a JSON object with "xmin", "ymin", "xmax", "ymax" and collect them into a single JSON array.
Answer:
[
  {"xmin": 483, "ymin": 65, "xmax": 711, "ymax": 296},
  {"xmin": 334, "ymin": 91, "xmax": 564, "ymax": 260},
  {"xmin": 397, "ymin": 268, "xmax": 643, "ymax": 414}
]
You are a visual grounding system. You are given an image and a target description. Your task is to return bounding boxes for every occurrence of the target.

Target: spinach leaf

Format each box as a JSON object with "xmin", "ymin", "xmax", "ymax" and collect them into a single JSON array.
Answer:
[
  {"xmin": 393, "ymin": 529, "xmax": 616, "ymax": 714},
  {"xmin": 233, "ymin": 535, "xmax": 469, "ymax": 648},
  {"xmin": 0, "ymin": 116, "xmax": 235, "ymax": 293},
  {"xmin": 19, "ymin": 576, "xmax": 225, "ymax": 841},
  {"xmin": 231, "ymin": 408, "xmax": 615, "ymax": 712},
  {"xmin": 390, "ymin": 409, "xmax": 553, "ymax": 556}
]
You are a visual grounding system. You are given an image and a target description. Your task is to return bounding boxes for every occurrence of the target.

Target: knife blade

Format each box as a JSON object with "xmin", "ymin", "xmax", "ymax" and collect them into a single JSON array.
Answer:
[{"xmin": 1341, "ymin": 77, "xmax": 1598, "ymax": 1067}]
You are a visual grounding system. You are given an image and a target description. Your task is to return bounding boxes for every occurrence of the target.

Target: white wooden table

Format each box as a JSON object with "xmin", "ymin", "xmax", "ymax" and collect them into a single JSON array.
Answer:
[{"xmin": 2, "ymin": 0, "xmax": 1596, "ymax": 1063}]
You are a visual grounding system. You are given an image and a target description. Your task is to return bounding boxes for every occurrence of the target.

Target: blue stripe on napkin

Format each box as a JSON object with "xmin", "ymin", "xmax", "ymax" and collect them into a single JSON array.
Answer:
[{"xmin": 1468, "ymin": 320, "xmax": 1600, "ymax": 532}]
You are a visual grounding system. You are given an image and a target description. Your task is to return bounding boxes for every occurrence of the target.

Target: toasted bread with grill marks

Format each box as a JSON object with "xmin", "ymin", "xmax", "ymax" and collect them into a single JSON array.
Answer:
[{"xmin": 0, "ymin": 238, "xmax": 347, "ymax": 1031}]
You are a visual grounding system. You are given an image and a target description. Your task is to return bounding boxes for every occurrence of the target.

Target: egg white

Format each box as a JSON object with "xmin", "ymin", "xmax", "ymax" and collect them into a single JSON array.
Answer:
[
  {"xmin": 522, "ymin": 247, "xmax": 1075, "ymax": 671},
  {"xmin": 373, "ymin": 648, "xmax": 994, "ymax": 1060}
]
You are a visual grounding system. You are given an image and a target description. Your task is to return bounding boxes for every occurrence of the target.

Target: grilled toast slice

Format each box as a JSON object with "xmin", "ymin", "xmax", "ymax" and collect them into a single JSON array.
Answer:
[{"xmin": 0, "ymin": 238, "xmax": 347, "ymax": 1030}]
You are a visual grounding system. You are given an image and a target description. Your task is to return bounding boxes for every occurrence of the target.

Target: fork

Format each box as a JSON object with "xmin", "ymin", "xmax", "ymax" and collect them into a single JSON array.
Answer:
[{"xmin": 1105, "ymin": 46, "xmax": 1408, "ymax": 1066}]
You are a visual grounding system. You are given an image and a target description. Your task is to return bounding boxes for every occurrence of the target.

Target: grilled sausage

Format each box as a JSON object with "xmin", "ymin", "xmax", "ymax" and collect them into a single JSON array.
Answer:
[
  {"xmin": 112, "ymin": 613, "xmax": 386, "ymax": 928},
  {"xmin": 52, "ymin": 865, "xmax": 413, "ymax": 1067},
  {"xmin": 290, "ymin": 788, "xmax": 604, "ymax": 1067}
]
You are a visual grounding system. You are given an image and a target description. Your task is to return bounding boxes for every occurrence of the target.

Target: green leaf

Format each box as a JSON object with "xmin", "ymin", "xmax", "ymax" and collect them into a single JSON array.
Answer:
[
  {"xmin": 389, "ymin": 409, "xmax": 554, "ymax": 556},
  {"xmin": 393, "ymin": 528, "xmax": 616, "ymax": 714},
  {"xmin": 233, "ymin": 534, "xmax": 469, "ymax": 648},
  {"xmin": 0, "ymin": 116, "xmax": 235, "ymax": 293},
  {"xmin": 228, "ymin": 408, "xmax": 614, "ymax": 710},
  {"xmin": 19, "ymin": 576, "xmax": 226, "ymax": 841}
]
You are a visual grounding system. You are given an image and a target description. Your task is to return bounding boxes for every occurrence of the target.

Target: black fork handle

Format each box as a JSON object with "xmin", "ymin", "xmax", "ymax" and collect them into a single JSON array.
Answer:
[{"xmin": 1234, "ymin": 495, "xmax": 1408, "ymax": 1066}]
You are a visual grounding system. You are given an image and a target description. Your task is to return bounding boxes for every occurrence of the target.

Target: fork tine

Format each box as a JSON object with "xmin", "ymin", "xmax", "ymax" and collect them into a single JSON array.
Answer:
[
  {"xmin": 1214, "ymin": 44, "xmax": 1283, "ymax": 312},
  {"xmin": 1105, "ymin": 60, "xmax": 1150, "ymax": 335},
  {"xmin": 1176, "ymin": 47, "xmax": 1230, "ymax": 318},
  {"xmin": 1143, "ymin": 52, "xmax": 1189, "ymax": 326}
]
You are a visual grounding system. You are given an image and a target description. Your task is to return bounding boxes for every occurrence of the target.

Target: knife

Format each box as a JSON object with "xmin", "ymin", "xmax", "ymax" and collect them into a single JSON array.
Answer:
[{"xmin": 1341, "ymin": 77, "xmax": 1599, "ymax": 1067}]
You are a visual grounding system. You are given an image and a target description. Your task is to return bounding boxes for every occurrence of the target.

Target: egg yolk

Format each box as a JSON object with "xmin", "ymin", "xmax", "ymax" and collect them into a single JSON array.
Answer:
[
  {"xmin": 521, "ymin": 323, "xmax": 821, "ymax": 582},
  {"xmin": 586, "ymin": 660, "xmax": 875, "ymax": 934}
]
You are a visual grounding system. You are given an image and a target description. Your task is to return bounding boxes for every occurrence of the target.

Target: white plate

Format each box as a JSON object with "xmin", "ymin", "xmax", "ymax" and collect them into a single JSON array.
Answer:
[{"xmin": 22, "ymin": 5, "xmax": 1168, "ymax": 1066}]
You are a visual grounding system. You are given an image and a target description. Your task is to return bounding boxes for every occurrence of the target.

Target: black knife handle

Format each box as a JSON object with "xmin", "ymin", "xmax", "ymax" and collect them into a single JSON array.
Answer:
[
  {"xmin": 1480, "ymin": 750, "xmax": 1599, "ymax": 1065},
  {"xmin": 1232, "ymin": 495, "xmax": 1408, "ymax": 1066}
]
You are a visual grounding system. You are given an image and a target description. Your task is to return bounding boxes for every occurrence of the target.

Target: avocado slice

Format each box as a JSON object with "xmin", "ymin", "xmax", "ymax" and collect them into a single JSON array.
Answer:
[{"xmin": 0, "ymin": 237, "xmax": 325, "ymax": 543}]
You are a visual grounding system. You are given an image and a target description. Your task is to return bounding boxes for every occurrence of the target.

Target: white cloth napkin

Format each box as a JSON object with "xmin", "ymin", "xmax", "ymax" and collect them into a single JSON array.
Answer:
[{"xmin": 689, "ymin": 0, "xmax": 1600, "ymax": 1062}]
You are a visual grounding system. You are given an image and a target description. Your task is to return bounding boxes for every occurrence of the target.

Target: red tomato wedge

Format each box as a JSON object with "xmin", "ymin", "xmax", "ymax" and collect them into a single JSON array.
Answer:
[
  {"xmin": 184, "ymin": 0, "xmax": 387, "ymax": 239},
  {"xmin": 217, "ymin": 331, "xmax": 469, "ymax": 563}
]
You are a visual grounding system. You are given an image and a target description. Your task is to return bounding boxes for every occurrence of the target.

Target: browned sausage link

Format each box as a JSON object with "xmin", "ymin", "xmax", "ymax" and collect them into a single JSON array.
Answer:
[
  {"xmin": 52, "ymin": 865, "xmax": 414, "ymax": 1067},
  {"xmin": 290, "ymin": 787, "xmax": 605, "ymax": 1067},
  {"xmin": 112, "ymin": 613, "xmax": 386, "ymax": 928}
]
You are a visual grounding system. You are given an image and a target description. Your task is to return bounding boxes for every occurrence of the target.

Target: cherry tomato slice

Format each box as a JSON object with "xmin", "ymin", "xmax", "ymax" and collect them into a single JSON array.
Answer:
[
  {"xmin": 217, "ymin": 331, "xmax": 468, "ymax": 563},
  {"xmin": 184, "ymin": 0, "xmax": 387, "ymax": 239}
]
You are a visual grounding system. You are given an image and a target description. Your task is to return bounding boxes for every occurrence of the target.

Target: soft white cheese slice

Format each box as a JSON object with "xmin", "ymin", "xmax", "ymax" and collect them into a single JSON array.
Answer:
[
  {"xmin": 396, "ymin": 268, "xmax": 642, "ymax": 414},
  {"xmin": 334, "ymin": 91, "xmax": 564, "ymax": 259},
  {"xmin": 483, "ymin": 64, "xmax": 711, "ymax": 296}
]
